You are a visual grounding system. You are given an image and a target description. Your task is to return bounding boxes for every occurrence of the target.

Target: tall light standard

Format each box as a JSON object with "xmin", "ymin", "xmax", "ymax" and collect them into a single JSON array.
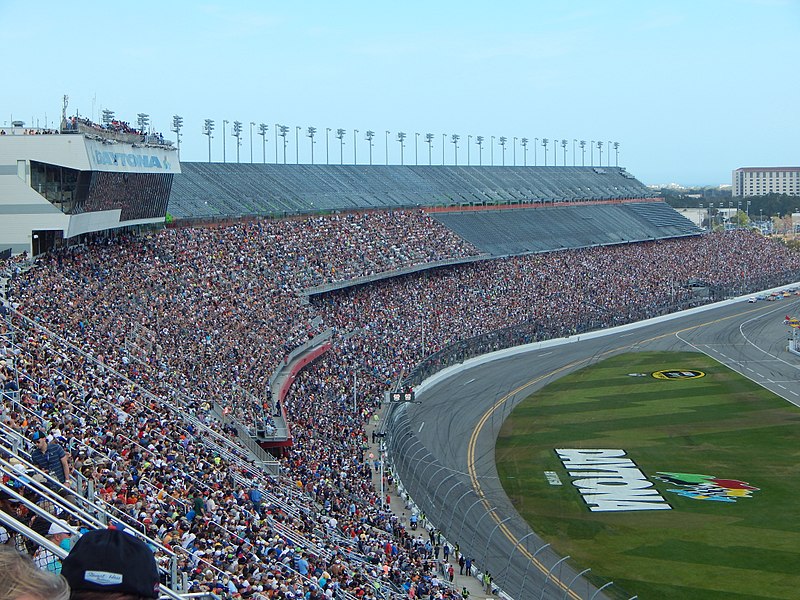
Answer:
[
  {"xmin": 499, "ymin": 136, "xmax": 507, "ymax": 166},
  {"xmin": 613, "ymin": 141, "xmax": 620, "ymax": 166},
  {"xmin": 275, "ymin": 123, "xmax": 280, "ymax": 162},
  {"xmin": 307, "ymin": 126, "xmax": 317, "ymax": 164},
  {"xmin": 513, "ymin": 136, "xmax": 517, "ymax": 166},
  {"xmin": 222, "ymin": 119, "xmax": 229, "ymax": 162},
  {"xmin": 385, "ymin": 130, "xmax": 390, "ymax": 165},
  {"xmin": 572, "ymin": 139, "xmax": 576, "ymax": 166},
  {"xmin": 580, "ymin": 140, "xmax": 586, "ymax": 166},
  {"xmin": 521, "ymin": 137, "xmax": 528, "ymax": 166},
  {"xmin": 451, "ymin": 134, "xmax": 460, "ymax": 165},
  {"xmin": 365, "ymin": 130, "xmax": 375, "ymax": 165},
  {"xmin": 490, "ymin": 135, "xmax": 495, "ymax": 166},
  {"xmin": 397, "ymin": 131, "xmax": 406, "ymax": 165},
  {"xmin": 295, "ymin": 126, "xmax": 301, "ymax": 164},
  {"xmin": 425, "ymin": 133, "xmax": 434, "ymax": 165},
  {"xmin": 171, "ymin": 115, "xmax": 183, "ymax": 158},
  {"xmin": 249, "ymin": 122, "xmax": 255, "ymax": 163},
  {"xmin": 590, "ymin": 140, "xmax": 595, "ymax": 166},
  {"xmin": 232, "ymin": 120, "xmax": 242, "ymax": 163},
  {"xmin": 137, "ymin": 112, "xmax": 149, "ymax": 135},
  {"xmin": 467, "ymin": 134, "xmax": 472, "ymax": 165},
  {"xmin": 441, "ymin": 133, "xmax": 446, "ymax": 164},
  {"xmin": 279, "ymin": 125, "xmax": 289, "ymax": 164},
  {"xmin": 203, "ymin": 119, "xmax": 214, "ymax": 163},
  {"xmin": 597, "ymin": 140, "xmax": 604, "ymax": 167},
  {"xmin": 101, "ymin": 109, "xmax": 115, "ymax": 126},
  {"xmin": 542, "ymin": 138, "xmax": 549, "ymax": 166},
  {"xmin": 415, "ymin": 132, "xmax": 419, "ymax": 165},
  {"xmin": 353, "ymin": 129, "xmax": 358, "ymax": 164},
  {"xmin": 476, "ymin": 135, "xmax": 484, "ymax": 166},
  {"xmin": 326, "ymin": 128, "xmax": 331, "ymax": 164},
  {"xmin": 562, "ymin": 139, "xmax": 568, "ymax": 166},
  {"xmin": 534, "ymin": 137, "xmax": 538, "ymax": 166},
  {"xmin": 336, "ymin": 128, "xmax": 346, "ymax": 165}
]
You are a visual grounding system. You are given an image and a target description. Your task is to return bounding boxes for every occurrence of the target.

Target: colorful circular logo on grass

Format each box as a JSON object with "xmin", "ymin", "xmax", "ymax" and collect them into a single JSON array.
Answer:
[
  {"xmin": 652, "ymin": 369, "xmax": 705, "ymax": 380},
  {"xmin": 655, "ymin": 472, "xmax": 759, "ymax": 503}
]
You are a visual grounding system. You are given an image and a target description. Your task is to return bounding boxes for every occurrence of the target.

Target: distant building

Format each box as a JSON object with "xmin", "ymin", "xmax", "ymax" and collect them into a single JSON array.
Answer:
[{"xmin": 732, "ymin": 167, "xmax": 800, "ymax": 198}]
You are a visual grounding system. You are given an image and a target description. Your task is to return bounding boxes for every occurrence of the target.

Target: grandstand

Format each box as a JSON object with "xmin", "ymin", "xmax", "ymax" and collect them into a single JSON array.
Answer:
[
  {"xmin": 167, "ymin": 164, "xmax": 657, "ymax": 219},
  {"xmin": 429, "ymin": 201, "xmax": 700, "ymax": 256}
]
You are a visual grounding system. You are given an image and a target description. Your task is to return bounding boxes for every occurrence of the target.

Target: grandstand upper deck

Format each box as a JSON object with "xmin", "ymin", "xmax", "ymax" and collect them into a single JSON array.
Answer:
[{"xmin": 167, "ymin": 164, "xmax": 657, "ymax": 220}]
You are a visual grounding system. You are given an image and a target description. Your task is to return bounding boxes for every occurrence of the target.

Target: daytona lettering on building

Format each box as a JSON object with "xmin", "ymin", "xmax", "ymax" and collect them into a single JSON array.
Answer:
[{"xmin": 555, "ymin": 449, "xmax": 672, "ymax": 512}]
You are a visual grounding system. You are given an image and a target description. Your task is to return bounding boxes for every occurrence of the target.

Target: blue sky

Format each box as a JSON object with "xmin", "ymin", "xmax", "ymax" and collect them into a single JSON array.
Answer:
[{"xmin": 2, "ymin": 0, "xmax": 798, "ymax": 186}]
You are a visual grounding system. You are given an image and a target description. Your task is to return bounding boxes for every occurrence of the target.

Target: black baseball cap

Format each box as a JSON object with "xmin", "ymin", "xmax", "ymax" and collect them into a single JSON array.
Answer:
[{"xmin": 62, "ymin": 528, "xmax": 160, "ymax": 598}]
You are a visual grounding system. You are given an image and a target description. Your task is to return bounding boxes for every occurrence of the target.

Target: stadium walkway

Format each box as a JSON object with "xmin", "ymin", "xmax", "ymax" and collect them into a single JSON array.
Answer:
[{"xmin": 366, "ymin": 414, "xmax": 493, "ymax": 600}]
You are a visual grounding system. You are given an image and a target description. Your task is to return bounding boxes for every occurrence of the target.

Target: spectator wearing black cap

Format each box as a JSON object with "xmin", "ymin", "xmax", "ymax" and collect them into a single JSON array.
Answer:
[
  {"xmin": 29, "ymin": 432, "xmax": 71, "ymax": 488},
  {"xmin": 61, "ymin": 528, "xmax": 160, "ymax": 600}
]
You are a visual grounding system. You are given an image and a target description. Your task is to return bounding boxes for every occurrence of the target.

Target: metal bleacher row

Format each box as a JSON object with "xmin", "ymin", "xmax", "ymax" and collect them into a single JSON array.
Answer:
[
  {"xmin": 167, "ymin": 164, "xmax": 658, "ymax": 219},
  {"xmin": 431, "ymin": 202, "xmax": 703, "ymax": 256}
]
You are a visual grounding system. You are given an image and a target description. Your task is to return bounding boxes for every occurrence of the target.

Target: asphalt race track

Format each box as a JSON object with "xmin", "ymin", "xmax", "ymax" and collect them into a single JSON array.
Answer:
[{"xmin": 390, "ymin": 294, "xmax": 800, "ymax": 599}]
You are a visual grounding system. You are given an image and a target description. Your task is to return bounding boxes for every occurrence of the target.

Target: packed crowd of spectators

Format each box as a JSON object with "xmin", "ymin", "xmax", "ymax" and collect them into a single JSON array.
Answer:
[{"xmin": 1, "ymin": 212, "xmax": 799, "ymax": 599}]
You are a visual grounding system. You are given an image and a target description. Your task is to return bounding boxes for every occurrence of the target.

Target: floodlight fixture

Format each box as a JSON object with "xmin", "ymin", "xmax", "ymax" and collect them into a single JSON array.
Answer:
[
  {"xmin": 171, "ymin": 115, "xmax": 183, "ymax": 157},
  {"xmin": 203, "ymin": 118, "xmax": 215, "ymax": 163},
  {"xmin": 499, "ymin": 136, "xmax": 507, "ymax": 166},
  {"xmin": 233, "ymin": 120, "xmax": 243, "ymax": 163},
  {"xmin": 451, "ymin": 134, "xmax": 460, "ymax": 166},
  {"xmin": 475, "ymin": 135, "xmax": 484, "ymax": 166},
  {"xmin": 397, "ymin": 132, "xmax": 406, "ymax": 165},
  {"xmin": 365, "ymin": 130, "xmax": 375, "ymax": 165},
  {"xmin": 520, "ymin": 137, "xmax": 528, "ymax": 166},
  {"xmin": 258, "ymin": 123, "xmax": 268, "ymax": 163},
  {"xmin": 307, "ymin": 126, "xmax": 317, "ymax": 164},
  {"xmin": 425, "ymin": 133, "xmax": 434, "ymax": 165},
  {"xmin": 336, "ymin": 128, "xmax": 346, "ymax": 165}
]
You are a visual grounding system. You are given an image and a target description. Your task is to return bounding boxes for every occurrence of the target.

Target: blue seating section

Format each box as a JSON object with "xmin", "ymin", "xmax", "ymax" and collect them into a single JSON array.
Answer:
[{"xmin": 167, "ymin": 164, "xmax": 657, "ymax": 219}]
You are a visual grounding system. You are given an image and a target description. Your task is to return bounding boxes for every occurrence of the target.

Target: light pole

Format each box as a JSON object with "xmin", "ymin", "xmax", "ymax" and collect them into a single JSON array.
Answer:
[
  {"xmin": 279, "ymin": 125, "xmax": 289, "ymax": 164},
  {"xmin": 425, "ymin": 133, "xmax": 434, "ymax": 165},
  {"xmin": 607, "ymin": 140, "xmax": 612, "ymax": 166},
  {"xmin": 572, "ymin": 139, "xmax": 576, "ymax": 166},
  {"xmin": 222, "ymin": 119, "xmax": 229, "ymax": 162},
  {"xmin": 597, "ymin": 140, "xmax": 604, "ymax": 167},
  {"xmin": 476, "ymin": 135, "xmax": 483, "ymax": 166},
  {"xmin": 467, "ymin": 134, "xmax": 472, "ymax": 165},
  {"xmin": 491, "ymin": 135, "xmax": 495, "ymax": 166},
  {"xmin": 580, "ymin": 140, "xmax": 586, "ymax": 166},
  {"xmin": 442, "ymin": 133, "xmax": 446, "ymax": 164},
  {"xmin": 258, "ymin": 123, "xmax": 267, "ymax": 164},
  {"xmin": 171, "ymin": 115, "xmax": 183, "ymax": 158},
  {"xmin": 365, "ymin": 130, "xmax": 375, "ymax": 165},
  {"xmin": 590, "ymin": 140, "xmax": 594, "ymax": 166},
  {"xmin": 385, "ymin": 130, "xmax": 390, "ymax": 165},
  {"xmin": 137, "ymin": 112, "xmax": 149, "ymax": 135},
  {"xmin": 562, "ymin": 139, "xmax": 568, "ymax": 166},
  {"xmin": 613, "ymin": 141, "xmax": 620, "ymax": 166},
  {"xmin": 326, "ymin": 128, "xmax": 331, "ymax": 164},
  {"xmin": 295, "ymin": 126, "xmax": 301, "ymax": 164},
  {"xmin": 542, "ymin": 138, "xmax": 549, "ymax": 166},
  {"xmin": 451, "ymin": 134, "xmax": 459, "ymax": 165},
  {"xmin": 275, "ymin": 123, "xmax": 280, "ymax": 162},
  {"xmin": 499, "ymin": 136, "xmax": 507, "ymax": 166},
  {"xmin": 353, "ymin": 129, "xmax": 358, "ymax": 164},
  {"xmin": 513, "ymin": 136, "xmax": 517, "ymax": 166},
  {"xmin": 307, "ymin": 126, "xmax": 317, "ymax": 164},
  {"xmin": 521, "ymin": 137, "xmax": 528, "ymax": 166},
  {"xmin": 203, "ymin": 119, "xmax": 214, "ymax": 163},
  {"xmin": 397, "ymin": 131, "xmax": 406, "ymax": 165},
  {"xmin": 415, "ymin": 132, "xmax": 419, "ymax": 165},
  {"xmin": 232, "ymin": 120, "xmax": 242, "ymax": 163},
  {"xmin": 249, "ymin": 121, "xmax": 255, "ymax": 163},
  {"xmin": 336, "ymin": 128, "xmax": 346, "ymax": 165}
]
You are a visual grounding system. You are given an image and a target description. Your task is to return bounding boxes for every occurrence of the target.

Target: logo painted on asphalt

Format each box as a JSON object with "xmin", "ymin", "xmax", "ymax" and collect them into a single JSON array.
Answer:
[
  {"xmin": 654, "ymin": 472, "xmax": 759, "ymax": 503},
  {"xmin": 652, "ymin": 369, "xmax": 705, "ymax": 380}
]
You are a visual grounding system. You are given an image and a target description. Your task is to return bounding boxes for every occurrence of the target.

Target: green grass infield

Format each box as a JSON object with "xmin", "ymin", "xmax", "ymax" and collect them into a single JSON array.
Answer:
[{"xmin": 495, "ymin": 351, "xmax": 800, "ymax": 600}]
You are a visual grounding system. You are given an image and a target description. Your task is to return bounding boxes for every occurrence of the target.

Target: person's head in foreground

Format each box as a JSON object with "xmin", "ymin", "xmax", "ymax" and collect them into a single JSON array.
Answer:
[
  {"xmin": 61, "ymin": 529, "xmax": 159, "ymax": 600},
  {"xmin": 0, "ymin": 545, "xmax": 69, "ymax": 600}
]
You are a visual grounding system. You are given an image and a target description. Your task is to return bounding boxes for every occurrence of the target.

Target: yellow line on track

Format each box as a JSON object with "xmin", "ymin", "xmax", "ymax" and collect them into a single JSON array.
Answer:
[{"xmin": 464, "ymin": 308, "xmax": 757, "ymax": 599}]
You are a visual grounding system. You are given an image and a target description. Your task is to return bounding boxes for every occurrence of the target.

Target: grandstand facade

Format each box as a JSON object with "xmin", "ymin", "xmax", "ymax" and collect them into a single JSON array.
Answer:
[{"xmin": 0, "ymin": 123, "xmax": 179, "ymax": 255}]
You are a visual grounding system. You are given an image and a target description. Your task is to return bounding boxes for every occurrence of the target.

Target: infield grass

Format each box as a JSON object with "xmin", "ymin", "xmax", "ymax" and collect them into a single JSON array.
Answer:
[{"xmin": 495, "ymin": 351, "xmax": 800, "ymax": 600}]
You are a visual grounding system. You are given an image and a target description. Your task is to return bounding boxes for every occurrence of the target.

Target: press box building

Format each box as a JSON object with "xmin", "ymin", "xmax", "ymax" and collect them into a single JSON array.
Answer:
[{"xmin": 0, "ymin": 121, "xmax": 179, "ymax": 255}]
